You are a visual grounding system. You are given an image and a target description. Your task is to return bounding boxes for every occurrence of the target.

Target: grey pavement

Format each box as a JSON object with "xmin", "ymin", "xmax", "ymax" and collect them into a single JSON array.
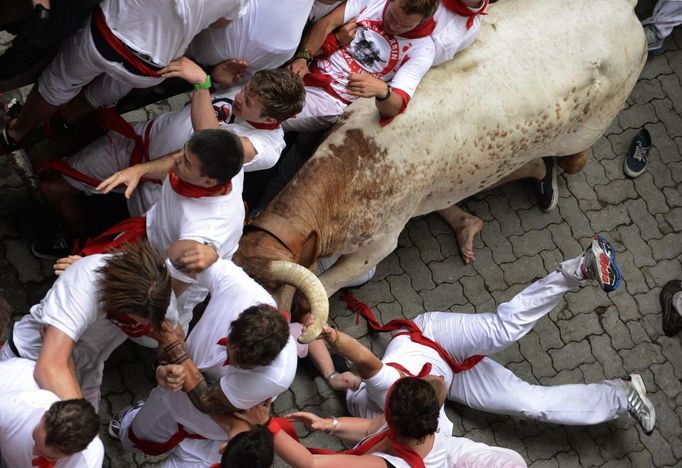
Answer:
[{"xmin": 1, "ymin": 8, "xmax": 682, "ymax": 468}]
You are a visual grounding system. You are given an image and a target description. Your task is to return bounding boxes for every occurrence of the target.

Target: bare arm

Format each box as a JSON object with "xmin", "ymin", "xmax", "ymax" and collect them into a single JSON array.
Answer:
[
  {"xmin": 96, "ymin": 151, "xmax": 180, "ymax": 198},
  {"xmin": 320, "ymin": 325, "xmax": 383, "ymax": 380},
  {"xmin": 34, "ymin": 326, "xmax": 83, "ymax": 400},
  {"xmin": 287, "ymin": 411, "xmax": 386, "ymax": 444}
]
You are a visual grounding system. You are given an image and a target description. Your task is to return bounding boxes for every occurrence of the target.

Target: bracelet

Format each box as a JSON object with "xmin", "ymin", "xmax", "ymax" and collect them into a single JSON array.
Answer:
[
  {"xmin": 376, "ymin": 84, "xmax": 392, "ymax": 101},
  {"xmin": 329, "ymin": 417, "xmax": 339, "ymax": 435},
  {"xmin": 326, "ymin": 371, "xmax": 339, "ymax": 381},
  {"xmin": 333, "ymin": 329, "xmax": 342, "ymax": 348},
  {"xmin": 294, "ymin": 47, "xmax": 313, "ymax": 65},
  {"xmin": 194, "ymin": 74, "xmax": 212, "ymax": 91}
]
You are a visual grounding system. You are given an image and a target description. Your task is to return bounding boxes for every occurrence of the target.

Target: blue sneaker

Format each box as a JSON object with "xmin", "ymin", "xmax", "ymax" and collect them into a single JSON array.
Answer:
[{"xmin": 579, "ymin": 235, "xmax": 622, "ymax": 292}]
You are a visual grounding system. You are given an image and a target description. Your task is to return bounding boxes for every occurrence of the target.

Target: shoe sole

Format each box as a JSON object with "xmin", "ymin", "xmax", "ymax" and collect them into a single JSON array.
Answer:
[
  {"xmin": 30, "ymin": 243, "xmax": 64, "ymax": 261},
  {"xmin": 630, "ymin": 373, "xmax": 656, "ymax": 435},
  {"xmin": 624, "ymin": 162, "xmax": 646, "ymax": 178},
  {"xmin": 660, "ymin": 280, "xmax": 682, "ymax": 336},
  {"xmin": 541, "ymin": 158, "xmax": 559, "ymax": 213},
  {"xmin": 592, "ymin": 236, "xmax": 622, "ymax": 292},
  {"xmin": 108, "ymin": 421, "xmax": 121, "ymax": 440}
]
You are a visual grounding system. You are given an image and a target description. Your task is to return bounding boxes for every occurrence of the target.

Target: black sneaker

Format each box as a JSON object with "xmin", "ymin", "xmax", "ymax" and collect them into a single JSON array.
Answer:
[
  {"xmin": 624, "ymin": 128, "xmax": 651, "ymax": 178},
  {"xmin": 31, "ymin": 231, "xmax": 72, "ymax": 260},
  {"xmin": 660, "ymin": 280, "xmax": 682, "ymax": 337},
  {"xmin": 537, "ymin": 156, "xmax": 558, "ymax": 212}
]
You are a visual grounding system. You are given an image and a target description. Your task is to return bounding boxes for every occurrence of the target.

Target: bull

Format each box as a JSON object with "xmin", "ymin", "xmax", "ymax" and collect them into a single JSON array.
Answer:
[{"xmin": 235, "ymin": 0, "xmax": 647, "ymax": 341}]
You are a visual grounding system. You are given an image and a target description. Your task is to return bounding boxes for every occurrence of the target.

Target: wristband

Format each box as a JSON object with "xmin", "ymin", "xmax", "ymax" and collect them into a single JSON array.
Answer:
[
  {"xmin": 326, "ymin": 417, "xmax": 339, "ymax": 435},
  {"xmin": 376, "ymin": 84, "xmax": 392, "ymax": 101},
  {"xmin": 294, "ymin": 47, "xmax": 313, "ymax": 65},
  {"xmin": 326, "ymin": 371, "xmax": 339, "ymax": 381},
  {"xmin": 267, "ymin": 417, "xmax": 282, "ymax": 435},
  {"xmin": 194, "ymin": 74, "xmax": 212, "ymax": 91}
]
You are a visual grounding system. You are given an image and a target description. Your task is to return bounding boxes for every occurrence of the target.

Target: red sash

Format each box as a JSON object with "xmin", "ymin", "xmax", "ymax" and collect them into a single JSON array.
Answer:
[
  {"xmin": 442, "ymin": 0, "xmax": 489, "ymax": 29},
  {"xmin": 31, "ymin": 457, "xmax": 55, "ymax": 468},
  {"xmin": 342, "ymin": 292, "xmax": 484, "ymax": 373},
  {"xmin": 78, "ymin": 216, "xmax": 147, "ymax": 255},
  {"xmin": 168, "ymin": 170, "xmax": 231, "ymax": 198},
  {"xmin": 128, "ymin": 423, "xmax": 205, "ymax": 456},
  {"xmin": 92, "ymin": 6, "xmax": 162, "ymax": 77}
]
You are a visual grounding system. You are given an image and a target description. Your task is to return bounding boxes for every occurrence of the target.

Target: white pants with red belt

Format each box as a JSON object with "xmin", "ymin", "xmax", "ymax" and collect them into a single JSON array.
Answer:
[
  {"xmin": 642, "ymin": 0, "xmax": 682, "ymax": 39},
  {"xmin": 38, "ymin": 16, "xmax": 162, "ymax": 107},
  {"xmin": 347, "ymin": 257, "xmax": 629, "ymax": 425}
]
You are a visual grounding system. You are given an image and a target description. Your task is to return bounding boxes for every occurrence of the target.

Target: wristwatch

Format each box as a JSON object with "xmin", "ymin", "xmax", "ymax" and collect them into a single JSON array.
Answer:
[{"xmin": 376, "ymin": 84, "xmax": 392, "ymax": 101}]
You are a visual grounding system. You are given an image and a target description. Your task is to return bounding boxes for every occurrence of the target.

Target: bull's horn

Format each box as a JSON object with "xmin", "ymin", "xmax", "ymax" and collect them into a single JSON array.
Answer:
[{"xmin": 268, "ymin": 261, "xmax": 328, "ymax": 343}]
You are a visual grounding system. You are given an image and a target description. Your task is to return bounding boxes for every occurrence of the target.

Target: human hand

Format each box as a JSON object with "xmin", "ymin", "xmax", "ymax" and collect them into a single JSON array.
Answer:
[
  {"xmin": 233, "ymin": 398, "xmax": 272, "ymax": 426},
  {"xmin": 160, "ymin": 57, "xmax": 208, "ymax": 86},
  {"xmin": 96, "ymin": 165, "xmax": 144, "ymax": 198},
  {"xmin": 346, "ymin": 73, "xmax": 389, "ymax": 98},
  {"xmin": 327, "ymin": 371, "xmax": 361, "ymax": 391},
  {"xmin": 334, "ymin": 19, "xmax": 358, "ymax": 46},
  {"xmin": 53, "ymin": 255, "xmax": 82, "ymax": 276},
  {"xmin": 286, "ymin": 411, "xmax": 332, "ymax": 432},
  {"xmin": 169, "ymin": 242, "xmax": 219, "ymax": 273},
  {"xmin": 155, "ymin": 364, "xmax": 186, "ymax": 391},
  {"xmin": 319, "ymin": 324, "xmax": 339, "ymax": 345},
  {"xmin": 149, "ymin": 320, "xmax": 185, "ymax": 347},
  {"xmin": 212, "ymin": 59, "xmax": 248, "ymax": 86},
  {"xmin": 288, "ymin": 58, "xmax": 309, "ymax": 79}
]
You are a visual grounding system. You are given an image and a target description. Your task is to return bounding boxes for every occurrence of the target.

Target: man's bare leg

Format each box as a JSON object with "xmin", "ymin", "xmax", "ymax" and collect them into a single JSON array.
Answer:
[
  {"xmin": 59, "ymin": 91, "xmax": 96, "ymax": 125},
  {"xmin": 436, "ymin": 205, "xmax": 483, "ymax": 264},
  {"xmin": 6, "ymin": 86, "xmax": 58, "ymax": 142}
]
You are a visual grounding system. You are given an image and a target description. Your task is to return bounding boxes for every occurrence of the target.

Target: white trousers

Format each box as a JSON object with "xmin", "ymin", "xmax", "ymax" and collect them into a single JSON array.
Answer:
[
  {"xmin": 119, "ymin": 387, "xmax": 222, "ymax": 468},
  {"xmin": 348, "ymin": 257, "xmax": 629, "ymax": 425},
  {"xmin": 642, "ymin": 0, "xmax": 682, "ymax": 39},
  {"xmin": 281, "ymin": 86, "xmax": 346, "ymax": 133},
  {"xmin": 38, "ymin": 16, "xmax": 162, "ymax": 107}
]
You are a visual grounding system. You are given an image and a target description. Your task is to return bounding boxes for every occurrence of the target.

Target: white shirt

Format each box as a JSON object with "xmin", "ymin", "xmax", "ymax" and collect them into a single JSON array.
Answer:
[
  {"xmin": 189, "ymin": 0, "xmax": 314, "ymax": 76},
  {"xmin": 10, "ymin": 255, "xmax": 179, "ymax": 389},
  {"xmin": 165, "ymin": 259, "xmax": 297, "ymax": 440},
  {"xmin": 308, "ymin": 0, "xmax": 343, "ymax": 22},
  {"xmin": 147, "ymin": 86, "xmax": 285, "ymax": 172},
  {"xmin": 100, "ymin": 0, "xmax": 249, "ymax": 66},
  {"xmin": 313, "ymin": 0, "xmax": 435, "ymax": 103},
  {"xmin": 431, "ymin": 4, "xmax": 483, "ymax": 66},
  {"xmin": 0, "ymin": 359, "xmax": 104, "ymax": 468}
]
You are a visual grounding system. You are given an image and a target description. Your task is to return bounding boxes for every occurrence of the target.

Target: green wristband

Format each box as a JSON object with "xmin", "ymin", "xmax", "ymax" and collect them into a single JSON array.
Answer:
[{"xmin": 194, "ymin": 74, "xmax": 212, "ymax": 91}]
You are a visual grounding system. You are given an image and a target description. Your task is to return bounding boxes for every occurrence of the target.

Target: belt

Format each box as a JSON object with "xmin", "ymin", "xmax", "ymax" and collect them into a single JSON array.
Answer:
[{"xmin": 6, "ymin": 326, "xmax": 21, "ymax": 358}]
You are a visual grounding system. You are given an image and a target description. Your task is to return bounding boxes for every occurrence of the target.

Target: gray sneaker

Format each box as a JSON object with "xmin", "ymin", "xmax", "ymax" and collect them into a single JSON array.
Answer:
[
  {"xmin": 625, "ymin": 373, "xmax": 655, "ymax": 435},
  {"xmin": 108, "ymin": 400, "xmax": 144, "ymax": 440},
  {"xmin": 644, "ymin": 24, "xmax": 664, "ymax": 55}
]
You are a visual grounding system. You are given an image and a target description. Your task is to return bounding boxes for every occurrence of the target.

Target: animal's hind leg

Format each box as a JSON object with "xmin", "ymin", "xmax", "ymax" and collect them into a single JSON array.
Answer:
[
  {"xmin": 557, "ymin": 149, "xmax": 588, "ymax": 174},
  {"xmin": 317, "ymin": 237, "xmax": 398, "ymax": 297}
]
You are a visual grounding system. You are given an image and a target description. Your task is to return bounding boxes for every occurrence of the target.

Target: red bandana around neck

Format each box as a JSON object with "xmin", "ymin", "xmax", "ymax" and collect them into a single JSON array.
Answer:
[
  {"xmin": 109, "ymin": 314, "xmax": 153, "ymax": 338},
  {"xmin": 382, "ymin": 0, "xmax": 437, "ymax": 39},
  {"xmin": 32, "ymin": 456, "xmax": 56, "ymax": 468},
  {"xmin": 168, "ymin": 170, "xmax": 231, "ymax": 198},
  {"xmin": 246, "ymin": 120, "xmax": 281, "ymax": 130},
  {"xmin": 441, "ymin": 0, "xmax": 489, "ymax": 29}
]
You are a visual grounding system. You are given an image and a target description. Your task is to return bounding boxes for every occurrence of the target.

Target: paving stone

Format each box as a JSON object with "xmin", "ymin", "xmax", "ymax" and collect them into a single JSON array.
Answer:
[
  {"xmin": 664, "ymin": 207, "xmax": 682, "ymax": 231},
  {"xmin": 556, "ymin": 312, "xmax": 604, "ymax": 344},
  {"xmin": 582, "ymin": 157, "xmax": 610, "ymax": 187},
  {"xmin": 509, "ymin": 229, "xmax": 555, "ymax": 258},
  {"xmin": 3, "ymin": 239, "xmax": 43, "ymax": 283},
  {"xmin": 628, "ymin": 77, "xmax": 666, "ymax": 104},
  {"xmin": 651, "ymin": 361, "xmax": 682, "ymax": 400},
  {"xmin": 500, "ymin": 255, "xmax": 546, "ymax": 286},
  {"xmin": 599, "ymin": 305, "xmax": 635, "ymax": 349},
  {"xmin": 517, "ymin": 205, "xmax": 564, "ymax": 231},
  {"xmin": 625, "ymin": 319, "xmax": 654, "ymax": 345},
  {"xmin": 435, "ymin": 232, "xmax": 459, "ymax": 258},
  {"xmin": 548, "ymin": 341, "xmax": 594, "ymax": 371},
  {"xmin": 407, "ymin": 218, "xmax": 444, "ymax": 264},
  {"xmin": 420, "ymin": 282, "xmax": 465, "ymax": 311},
  {"xmin": 618, "ymin": 224, "xmax": 656, "ymax": 268},
  {"xmin": 471, "ymin": 246, "xmax": 507, "ymax": 292},
  {"xmin": 618, "ymin": 102, "xmax": 659, "ymax": 130},
  {"xmin": 625, "ymin": 198, "xmax": 664, "ymax": 240},
  {"xmin": 547, "ymin": 223, "xmax": 584, "ymax": 260},
  {"xmin": 480, "ymin": 219, "xmax": 516, "ymax": 263},
  {"xmin": 429, "ymin": 255, "xmax": 475, "ymax": 284},
  {"xmin": 397, "ymin": 227, "xmax": 412, "ymax": 247},
  {"xmin": 564, "ymin": 287, "xmax": 613, "ymax": 317},
  {"xmin": 596, "ymin": 427, "xmax": 643, "ymax": 462},
  {"xmin": 463, "ymin": 199, "xmax": 492, "ymax": 221},
  {"xmin": 499, "ymin": 183, "xmax": 535, "ymax": 211},
  {"xmin": 659, "ymin": 338, "xmax": 682, "ymax": 380},
  {"xmin": 372, "ymin": 251, "xmax": 403, "ymax": 280},
  {"xmin": 491, "ymin": 342, "xmax": 524, "ymax": 367},
  {"xmin": 487, "ymin": 194, "xmax": 524, "ymax": 236},
  {"xmin": 518, "ymin": 332, "xmax": 555, "ymax": 379},
  {"xmin": 642, "ymin": 259, "xmax": 682, "ymax": 289},
  {"xmin": 648, "ymin": 121, "xmax": 682, "ymax": 165},
  {"xmin": 565, "ymin": 426, "xmax": 605, "ymax": 467},
  {"xmin": 619, "ymin": 342, "xmax": 666, "ymax": 373},
  {"xmin": 348, "ymin": 278, "xmax": 393, "ymax": 308},
  {"xmin": 507, "ymin": 360, "xmax": 536, "ymax": 385},
  {"xmin": 585, "ymin": 204, "xmax": 631, "ymax": 233},
  {"xmin": 565, "ymin": 171, "xmax": 602, "ymax": 212},
  {"xmin": 639, "ymin": 427, "xmax": 677, "ymax": 466},
  {"xmin": 460, "ymin": 275, "xmax": 493, "ymax": 307},
  {"xmin": 653, "ymin": 98, "xmax": 682, "ymax": 138},
  {"xmin": 638, "ymin": 53, "xmax": 673, "ymax": 79},
  {"xmin": 557, "ymin": 196, "xmax": 593, "ymax": 239},
  {"xmin": 626, "ymin": 450, "xmax": 654, "ymax": 468},
  {"xmin": 649, "ymin": 233, "xmax": 682, "ymax": 261},
  {"xmin": 618, "ymin": 250, "xmax": 651, "ymax": 295},
  {"xmin": 386, "ymin": 273, "xmax": 424, "ymax": 315},
  {"xmin": 633, "ymin": 172, "xmax": 670, "ymax": 215},
  {"xmin": 525, "ymin": 427, "xmax": 569, "ymax": 462},
  {"xmin": 539, "ymin": 249, "xmax": 564, "ymax": 276},
  {"xmin": 594, "ymin": 179, "xmax": 638, "ymax": 205},
  {"xmin": 395, "ymin": 246, "xmax": 434, "ymax": 291},
  {"xmin": 533, "ymin": 317, "xmax": 564, "ymax": 350}
]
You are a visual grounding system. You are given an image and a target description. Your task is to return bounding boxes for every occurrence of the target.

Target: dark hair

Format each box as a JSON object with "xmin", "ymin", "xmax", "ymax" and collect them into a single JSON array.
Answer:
[
  {"xmin": 221, "ymin": 425, "xmax": 274, "ymax": 468},
  {"xmin": 249, "ymin": 69, "xmax": 306, "ymax": 122},
  {"xmin": 44, "ymin": 399, "xmax": 99, "ymax": 455},
  {"xmin": 228, "ymin": 304, "xmax": 289, "ymax": 369},
  {"xmin": 387, "ymin": 378, "xmax": 439, "ymax": 442},
  {"xmin": 187, "ymin": 129, "xmax": 244, "ymax": 185},
  {"xmin": 394, "ymin": 0, "xmax": 438, "ymax": 18},
  {"xmin": 97, "ymin": 242, "xmax": 170, "ymax": 327}
]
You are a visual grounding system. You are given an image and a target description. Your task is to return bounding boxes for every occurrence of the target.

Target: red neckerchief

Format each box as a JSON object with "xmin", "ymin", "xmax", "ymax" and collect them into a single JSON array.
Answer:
[
  {"xmin": 382, "ymin": 0, "xmax": 436, "ymax": 39},
  {"xmin": 32, "ymin": 456, "xmax": 56, "ymax": 468},
  {"xmin": 442, "ymin": 0, "xmax": 489, "ymax": 29},
  {"xmin": 109, "ymin": 314, "xmax": 153, "ymax": 338},
  {"xmin": 168, "ymin": 170, "xmax": 231, "ymax": 198},
  {"xmin": 246, "ymin": 120, "xmax": 281, "ymax": 130},
  {"xmin": 343, "ymin": 292, "xmax": 484, "ymax": 372},
  {"xmin": 216, "ymin": 310, "xmax": 290, "ymax": 366}
]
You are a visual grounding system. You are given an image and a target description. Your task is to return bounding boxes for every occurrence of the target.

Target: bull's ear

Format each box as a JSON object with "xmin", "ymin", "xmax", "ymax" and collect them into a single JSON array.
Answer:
[{"xmin": 298, "ymin": 231, "xmax": 318, "ymax": 268}]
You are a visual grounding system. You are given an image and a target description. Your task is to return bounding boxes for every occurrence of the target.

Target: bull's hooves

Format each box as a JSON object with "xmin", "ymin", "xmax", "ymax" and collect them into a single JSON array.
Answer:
[{"xmin": 558, "ymin": 151, "xmax": 588, "ymax": 174}]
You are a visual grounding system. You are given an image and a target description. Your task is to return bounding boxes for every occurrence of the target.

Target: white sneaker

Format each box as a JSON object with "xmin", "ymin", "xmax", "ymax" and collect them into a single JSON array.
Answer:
[
  {"xmin": 108, "ymin": 400, "xmax": 144, "ymax": 440},
  {"xmin": 643, "ymin": 24, "xmax": 664, "ymax": 55},
  {"xmin": 625, "ymin": 373, "xmax": 655, "ymax": 435}
]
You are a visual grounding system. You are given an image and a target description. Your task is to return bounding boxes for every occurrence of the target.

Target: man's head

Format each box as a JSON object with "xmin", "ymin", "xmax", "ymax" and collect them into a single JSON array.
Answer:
[
  {"xmin": 220, "ymin": 425, "xmax": 274, "ymax": 468},
  {"xmin": 33, "ymin": 399, "xmax": 99, "ymax": 461},
  {"xmin": 174, "ymin": 129, "xmax": 244, "ymax": 188},
  {"xmin": 97, "ymin": 242, "xmax": 171, "ymax": 329},
  {"xmin": 227, "ymin": 304, "xmax": 289, "ymax": 369},
  {"xmin": 233, "ymin": 69, "xmax": 305, "ymax": 124},
  {"xmin": 386, "ymin": 377, "xmax": 440, "ymax": 443},
  {"xmin": 383, "ymin": 0, "xmax": 438, "ymax": 35}
]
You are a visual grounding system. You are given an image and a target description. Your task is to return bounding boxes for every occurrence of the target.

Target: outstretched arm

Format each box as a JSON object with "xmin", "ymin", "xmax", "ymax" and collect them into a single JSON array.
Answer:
[
  {"xmin": 34, "ymin": 326, "xmax": 83, "ymax": 400},
  {"xmin": 96, "ymin": 150, "xmax": 181, "ymax": 198},
  {"xmin": 320, "ymin": 324, "xmax": 382, "ymax": 380}
]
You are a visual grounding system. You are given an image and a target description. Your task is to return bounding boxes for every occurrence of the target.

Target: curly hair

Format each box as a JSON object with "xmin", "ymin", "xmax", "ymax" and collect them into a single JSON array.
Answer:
[
  {"xmin": 387, "ymin": 377, "xmax": 439, "ymax": 443},
  {"xmin": 227, "ymin": 304, "xmax": 289, "ymax": 369},
  {"xmin": 44, "ymin": 399, "xmax": 99, "ymax": 455}
]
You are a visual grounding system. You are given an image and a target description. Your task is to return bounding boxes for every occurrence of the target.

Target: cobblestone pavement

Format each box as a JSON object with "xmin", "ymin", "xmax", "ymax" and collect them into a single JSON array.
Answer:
[{"xmin": 1, "ymin": 11, "xmax": 681, "ymax": 468}]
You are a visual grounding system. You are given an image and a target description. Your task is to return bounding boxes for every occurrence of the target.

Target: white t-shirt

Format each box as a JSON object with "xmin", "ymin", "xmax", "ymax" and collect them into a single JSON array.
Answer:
[
  {"xmin": 145, "ymin": 169, "xmax": 246, "ymax": 267},
  {"xmin": 370, "ymin": 428, "xmax": 452, "ymax": 467},
  {"xmin": 431, "ymin": 3, "xmax": 483, "ymax": 66},
  {"xmin": 165, "ymin": 259, "xmax": 296, "ymax": 440},
  {"xmin": 312, "ymin": 0, "xmax": 435, "ymax": 103},
  {"xmin": 100, "ymin": 0, "xmax": 249, "ymax": 66},
  {"xmin": 189, "ymin": 0, "xmax": 314, "ymax": 75},
  {"xmin": 308, "ymin": 0, "xmax": 343, "ymax": 22},
  {"xmin": 147, "ymin": 85, "xmax": 285, "ymax": 172},
  {"xmin": 10, "ymin": 255, "xmax": 178, "ymax": 389},
  {"xmin": 0, "ymin": 359, "xmax": 104, "ymax": 468}
]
